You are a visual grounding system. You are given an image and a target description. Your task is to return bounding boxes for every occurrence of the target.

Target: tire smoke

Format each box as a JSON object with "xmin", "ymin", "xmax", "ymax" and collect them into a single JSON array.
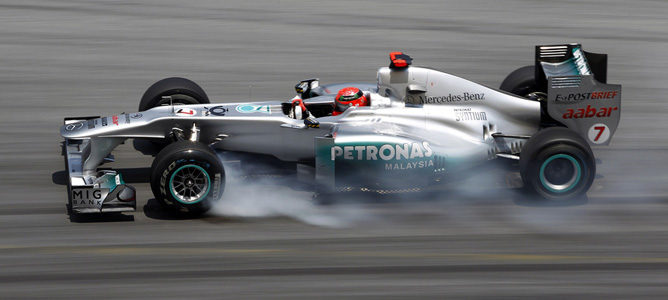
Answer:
[{"xmin": 209, "ymin": 153, "xmax": 369, "ymax": 227}]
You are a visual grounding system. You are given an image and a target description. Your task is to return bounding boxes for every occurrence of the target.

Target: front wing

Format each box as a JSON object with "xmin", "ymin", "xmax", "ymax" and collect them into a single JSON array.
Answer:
[{"xmin": 63, "ymin": 118, "xmax": 136, "ymax": 214}]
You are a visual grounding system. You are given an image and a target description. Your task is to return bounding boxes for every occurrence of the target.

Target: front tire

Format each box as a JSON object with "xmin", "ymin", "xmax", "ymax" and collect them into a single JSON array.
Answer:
[
  {"xmin": 139, "ymin": 77, "xmax": 210, "ymax": 112},
  {"xmin": 520, "ymin": 127, "xmax": 595, "ymax": 200},
  {"xmin": 138, "ymin": 77, "xmax": 210, "ymax": 152},
  {"xmin": 500, "ymin": 65, "xmax": 539, "ymax": 97},
  {"xmin": 150, "ymin": 141, "xmax": 225, "ymax": 216}
]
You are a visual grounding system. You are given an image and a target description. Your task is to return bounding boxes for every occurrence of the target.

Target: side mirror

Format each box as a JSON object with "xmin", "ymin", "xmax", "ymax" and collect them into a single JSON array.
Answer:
[
  {"xmin": 407, "ymin": 84, "xmax": 426, "ymax": 94},
  {"xmin": 294, "ymin": 78, "xmax": 320, "ymax": 99},
  {"xmin": 405, "ymin": 84, "xmax": 427, "ymax": 106}
]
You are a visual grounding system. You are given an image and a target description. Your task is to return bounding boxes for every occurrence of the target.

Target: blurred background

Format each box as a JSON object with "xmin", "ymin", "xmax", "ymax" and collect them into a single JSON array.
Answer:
[{"xmin": 1, "ymin": 0, "xmax": 668, "ymax": 298}]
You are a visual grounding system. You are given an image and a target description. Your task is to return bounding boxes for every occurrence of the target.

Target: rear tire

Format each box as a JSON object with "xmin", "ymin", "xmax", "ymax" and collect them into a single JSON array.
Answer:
[
  {"xmin": 150, "ymin": 141, "xmax": 225, "ymax": 217},
  {"xmin": 519, "ymin": 127, "xmax": 595, "ymax": 200},
  {"xmin": 139, "ymin": 77, "xmax": 210, "ymax": 112}
]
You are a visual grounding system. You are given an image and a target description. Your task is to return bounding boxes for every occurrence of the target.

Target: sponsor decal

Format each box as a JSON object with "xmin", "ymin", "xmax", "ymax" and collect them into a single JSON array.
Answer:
[
  {"xmin": 101, "ymin": 117, "xmax": 108, "ymax": 126},
  {"xmin": 555, "ymin": 91, "xmax": 618, "ymax": 103},
  {"xmin": 130, "ymin": 113, "xmax": 143, "ymax": 119},
  {"xmin": 71, "ymin": 188, "xmax": 109, "ymax": 208},
  {"xmin": 176, "ymin": 108, "xmax": 195, "ymax": 115},
  {"xmin": 385, "ymin": 160, "xmax": 434, "ymax": 171},
  {"xmin": 125, "ymin": 113, "xmax": 130, "ymax": 123},
  {"xmin": 65, "ymin": 122, "xmax": 84, "ymax": 131},
  {"xmin": 236, "ymin": 104, "xmax": 271, "ymax": 114},
  {"xmin": 454, "ymin": 108, "xmax": 487, "ymax": 122},
  {"xmin": 385, "ymin": 159, "xmax": 434, "ymax": 171},
  {"xmin": 331, "ymin": 142, "xmax": 434, "ymax": 171},
  {"xmin": 331, "ymin": 142, "xmax": 433, "ymax": 161},
  {"xmin": 112, "ymin": 115, "xmax": 119, "ymax": 125},
  {"xmin": 413, "ymin": 93, "xmax": 485, "ymax": 104},
  {"xmin": 588, "ymin": 123, "xmax": 610, "ymax": 144},
  {"xmin": 208, "ymin": 106, "xmax": 228, "ymax": 116},
  {"xmin": 212, "ymin": 173, "xmax": 222, "ymax": 199},
  {"xmin": 87, "ymin": 119, "xmax": 95, "ymax": 129},
  {"xmin": 160, "ymin": 161, "xmax": 177, "ymax": 197},
  {"xmin": 562, "ymin": 105, "xmax": 618, "ymax": 119}
]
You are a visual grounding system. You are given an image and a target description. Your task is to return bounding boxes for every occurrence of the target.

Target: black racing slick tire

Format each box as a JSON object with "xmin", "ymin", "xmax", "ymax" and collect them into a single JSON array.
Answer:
[
  {"xmin": 519, "ymin": 127, "xmax": 596, "ymax": 201},
  {"xmin": 500, "ymin": 65, "xmax": 540, "ymax": 98},
  {"xmin": 150, "ymin": 141, "xmax": 225, "ymax": 216},
  {"xmin": 138, "ymin": 77, "xmax": 210, "ymax": 111}
]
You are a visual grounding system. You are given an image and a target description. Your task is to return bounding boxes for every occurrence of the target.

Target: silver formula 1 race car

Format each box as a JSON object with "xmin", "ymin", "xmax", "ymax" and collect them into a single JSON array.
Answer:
[{"xmin": 60, "ymin": 44, "xmax": 621, "ymax": 217}]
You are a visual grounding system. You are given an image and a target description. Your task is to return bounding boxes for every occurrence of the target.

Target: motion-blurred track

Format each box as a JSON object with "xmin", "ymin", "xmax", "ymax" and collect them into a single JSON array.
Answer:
[{"xmin": 1, "ymin": 0, "xmax": 668, "ymax": 298}]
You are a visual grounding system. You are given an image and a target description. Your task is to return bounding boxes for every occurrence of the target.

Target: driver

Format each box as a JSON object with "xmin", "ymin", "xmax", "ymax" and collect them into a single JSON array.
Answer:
[
  {"xmin": 333, "ymin": 87, "xmax": 369, "ymax": 116},
  {"xmin": 288, "ymin": 86, "xmax": 369, "ymax": 125}
]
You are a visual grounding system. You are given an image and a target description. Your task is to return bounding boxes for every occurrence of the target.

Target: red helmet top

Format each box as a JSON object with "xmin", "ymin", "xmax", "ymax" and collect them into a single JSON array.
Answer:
[{"xmin": 333, "ymin": 87, "xmax": 368, "ymax": 116}]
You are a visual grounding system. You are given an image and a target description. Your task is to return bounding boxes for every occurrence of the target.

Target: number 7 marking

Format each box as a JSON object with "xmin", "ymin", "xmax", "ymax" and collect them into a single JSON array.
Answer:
[{"xmin": 593, "ymin": 126, "xmax": 606, "ymax": 141}]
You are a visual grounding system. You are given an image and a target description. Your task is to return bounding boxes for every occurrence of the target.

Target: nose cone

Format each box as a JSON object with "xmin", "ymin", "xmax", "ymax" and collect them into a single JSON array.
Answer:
[
  {"xmin": 60, "ymin": 114, "xmax": 129, "ymax": 139},
  {"xmin": 61, "ymin": 120, "xmax": 89, "ymax": 139}
]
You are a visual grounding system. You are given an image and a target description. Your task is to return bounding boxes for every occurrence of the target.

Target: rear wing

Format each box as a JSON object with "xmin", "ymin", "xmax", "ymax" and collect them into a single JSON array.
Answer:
[
  {"xmin": 536, "ymin": 44, "xmax": 621, "ymax": 146},
  {"xmin": 535, "ymin": 43, "xmax": 608, "ymax": 86}
]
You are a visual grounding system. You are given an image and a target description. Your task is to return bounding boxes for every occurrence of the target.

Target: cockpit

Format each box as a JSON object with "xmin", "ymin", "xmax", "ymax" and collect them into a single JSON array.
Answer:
[
  {"xmin": 281, "ymin": 52, "xmax": 413, "ymax": 122},
  {"xmin": 281, "ymin": 79, "xmax": 378, "ymax": 118}
]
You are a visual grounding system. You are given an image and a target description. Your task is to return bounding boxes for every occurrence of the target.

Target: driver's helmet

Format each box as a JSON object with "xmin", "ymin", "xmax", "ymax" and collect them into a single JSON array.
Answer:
[{"xmin": 333, "ymin": 87, "xmax": 368, "ymax": 116}]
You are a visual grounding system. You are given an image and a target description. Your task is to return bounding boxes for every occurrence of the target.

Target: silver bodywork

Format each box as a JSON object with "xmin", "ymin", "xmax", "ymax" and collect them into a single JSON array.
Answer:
[{"xmin": 61, "ymin": 62, "xmax": 620, "ymax": 213}]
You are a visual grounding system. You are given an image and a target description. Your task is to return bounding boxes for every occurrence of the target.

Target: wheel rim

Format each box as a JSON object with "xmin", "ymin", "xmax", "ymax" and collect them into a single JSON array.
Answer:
[
  {"xmin": 157, "ymin": 94, "xmax": 198, "ymax": 106},
  {"xmin": 539, "ymin": 154, "xmax": 582, "ymax": 193},
  {"xmin": 169, "ymin": 164, "xmax": 211, "ymax": 204}
]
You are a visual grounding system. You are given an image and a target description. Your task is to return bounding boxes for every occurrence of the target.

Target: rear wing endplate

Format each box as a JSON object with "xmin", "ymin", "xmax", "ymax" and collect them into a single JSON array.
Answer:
[
  {"xmin": 536, "ymin": 43, "xmax": 621, "ymax": 146},
  {"xmin": 546, "ymin": 75, "xmax": 621, "ymax": 145}
]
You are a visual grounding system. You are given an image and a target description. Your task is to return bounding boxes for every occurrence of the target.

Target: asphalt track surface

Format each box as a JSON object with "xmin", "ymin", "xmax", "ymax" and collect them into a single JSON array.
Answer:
[{"xmin": 1, "ymin": 0, "xmax": 668, "ymax": 298}]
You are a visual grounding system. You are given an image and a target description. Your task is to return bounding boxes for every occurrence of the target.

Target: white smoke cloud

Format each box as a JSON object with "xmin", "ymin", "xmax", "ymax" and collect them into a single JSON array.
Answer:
[
  {"xmin": 209, "ymin": 154, "xmax": 370, "ymax": 228},
  {"xmin": 207, "ymin": 147, "xmax": 661, "ymax": 232}
]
